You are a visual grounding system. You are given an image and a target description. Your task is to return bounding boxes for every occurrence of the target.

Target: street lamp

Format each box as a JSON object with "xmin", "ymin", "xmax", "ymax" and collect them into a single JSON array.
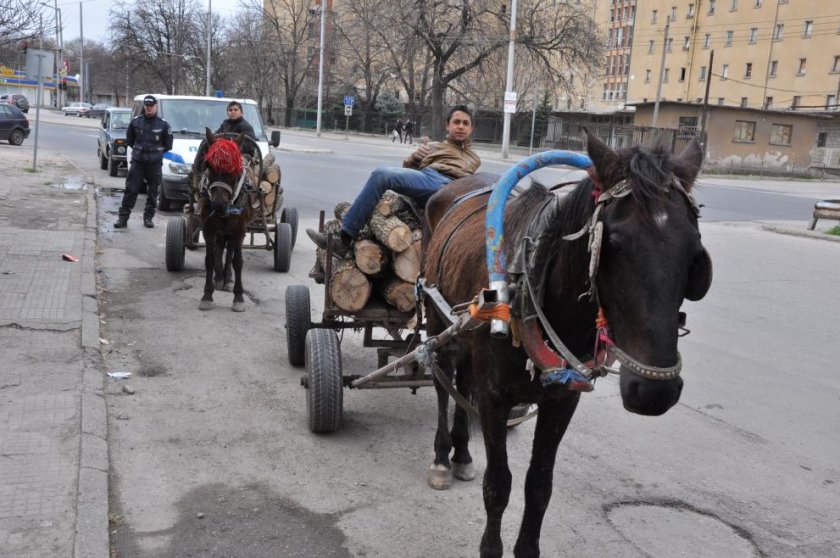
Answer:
[
  {"xmin": 316, "ymin": 1, "xmax": 327, "ymax": 137},
  {"xmin": 501, "ymin": 0, "xmax": 518, "ymax": 159},
  {"xmin": 205, "ymin": 0, "xmax": 211, "ymax": 96}
]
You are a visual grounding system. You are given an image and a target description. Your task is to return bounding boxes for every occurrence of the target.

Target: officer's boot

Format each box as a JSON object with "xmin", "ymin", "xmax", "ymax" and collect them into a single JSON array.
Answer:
[{"xmin": 114, "ymin": 216, "xmax": 128, "ymax": 229}]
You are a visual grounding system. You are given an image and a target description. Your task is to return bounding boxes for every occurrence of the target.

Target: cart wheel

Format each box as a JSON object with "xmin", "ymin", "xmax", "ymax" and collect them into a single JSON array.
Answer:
[
  {"xmin": 285, "ymin": 284, "xmax": 310, "ymax": 367},
  {"xmin": 305, "ymin": 328, "xmax": 343, "ymax": 433},
  {"xmin": 281, "ymin": 206, "xmax": 299, "ymax": 248},
  {"xmin": 274, "ymin": 221, "xmax": 293, "ymax": 272},
  {"xmin": 165, "ymin": 217, "xmax": 186, "ymax": 271}
]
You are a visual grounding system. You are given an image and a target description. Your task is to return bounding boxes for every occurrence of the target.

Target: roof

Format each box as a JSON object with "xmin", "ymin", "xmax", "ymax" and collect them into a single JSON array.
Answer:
[{"xmin": 627, "ymin": 100, "xmax": 830, "ymax": 119}]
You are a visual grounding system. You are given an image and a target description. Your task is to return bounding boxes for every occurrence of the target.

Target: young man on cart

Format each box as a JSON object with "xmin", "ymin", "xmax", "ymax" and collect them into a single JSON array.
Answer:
[{"xmin": 306, "ymin": 105, "xmax": 480, "ymax": 255}]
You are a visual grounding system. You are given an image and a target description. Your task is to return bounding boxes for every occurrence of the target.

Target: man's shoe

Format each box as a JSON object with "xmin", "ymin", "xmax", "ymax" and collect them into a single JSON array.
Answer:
[
  {"xmin": 306, "ymin": 228, "xmax": 351, "ymax": 257},
  {"xmin": 144, "ymin": 218, "xmax": 154, "ymax": 229},
  {"xmin": 114, "ymin": 218, "xmax": 128, "ymax": 229},
  {"xmin": 306, "ymin": 228, "xmax": 328, "ymax": 249}
]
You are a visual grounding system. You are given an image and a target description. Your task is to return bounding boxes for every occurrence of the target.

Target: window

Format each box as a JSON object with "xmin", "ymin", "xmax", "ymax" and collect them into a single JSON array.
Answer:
[
  {"xmin": 769, "ymin": 60, "xmax": 778, "ymax": 77},
  {"xmin": 683, "ymin": 36, "xmax": 690, "ymax": 50},
  {"xmin": 680, "ymin": 67, "xmax": 687, "ymax": 81},
  {"xmin": 649, "ymin": 40, "xmax": 655, "ymax": 54},
  {"xmin": 749, "ymin": 28, "xmax": 757, "ymax": 43},
  {"xmin": 679, "ymin": 116, "xmax": 699, "ymax": 131},
  {"xmin": 721, "ymin": 64, "xmax": 729, "ymax": 79},
  {"xmin": 730, "ymin": 0, "xmax": 738, "ymax": 11},
  {"xmin": 754, "ymin": 0, "xmax": 762, "ymax": 7},
  {"xmin": 717, "ymin": 98, "xmax": 725, "ymax": 105},
  {"xmin": 733, "ymin": 120, "xmax": 756, "ymax": 142},
  {"xmin": 670, "ymin": 6, "xmax": 677, "ymax": 21},
  {"xmin": 708, "ymin": 0, "xmax": 716, "ymax": 14},
  {"xmin": 834, "ymin": 56, "xmax": 840, "ymax": 73},
  {"xmin": 699, "ymin": 66, "xmax": 707, "ymax": 80},
  {"xmin": 765, "ymin": 96, "xmax": 773, "ymax": 109},
  {"xmin": 704, "ymin": 33, "xmax": 711, "ymax": 48},
  {"xmin": 769, "ymin": 124, "xmax": 792, "ymax": 145},
  {"xmin": 797, "ymin": 58, "xmax": 807, "ymax": 75},
  {"xmin": 651, "ymin": 9, "xmax": 658, "ymax": 23},
  {"xmin": 687, "ymin": 3, "xmax": 695, "ymax": 17},
  {"xmin": 817, "ymin": 133, "xmax": 828, "ymax": 147},
  {"xmin": 726, "ymin": 31, "xmax": 733, "ymax": 46},
  {"xmin": 740, "ymin": 97, "xmax": 748, "ymax": 107},
  {"xmin": 804, "ymin": 21, "xmax": 813, "ymax": 37},
  {"xmin": 667, "ymin": 38, "xmax": 673, "ymax": 52},
  {"xmin": 792, "ymin": 96, "xmax": 801, "ymax": 109},
  {"xmin": 773, "ymin": 24, "xmax": 784, "ymax": 40},
  {"xmin": 828, "ymin": 95, "xmax": 837, "ymax": 109},
  {"xmin": 745, "ymin": 63, "xmax": 753, "ymax": 78},
  {"xmin": 664, "ymin": 68, "xmax": 670, "ymax": 82},
  {"xmin": 645, "ymin": 69, "xmax": 651, "ymax": 82}
]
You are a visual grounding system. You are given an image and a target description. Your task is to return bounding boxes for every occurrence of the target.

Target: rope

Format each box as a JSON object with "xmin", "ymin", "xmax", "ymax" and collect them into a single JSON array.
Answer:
[{"xmin": 468, "ymin": 302, "xmax": 510, "ymax": 323}]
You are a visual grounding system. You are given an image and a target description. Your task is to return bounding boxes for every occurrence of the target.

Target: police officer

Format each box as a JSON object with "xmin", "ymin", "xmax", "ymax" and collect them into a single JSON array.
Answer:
[{"xmin": 114, "ymin": 95, "xmax": 173, "ymax": 229}]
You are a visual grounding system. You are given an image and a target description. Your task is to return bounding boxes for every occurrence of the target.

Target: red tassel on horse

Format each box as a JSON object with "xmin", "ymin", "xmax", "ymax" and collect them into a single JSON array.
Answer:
[{"xmin": 205, "ymin": 139, "xmax": 243, "ymax": 176}]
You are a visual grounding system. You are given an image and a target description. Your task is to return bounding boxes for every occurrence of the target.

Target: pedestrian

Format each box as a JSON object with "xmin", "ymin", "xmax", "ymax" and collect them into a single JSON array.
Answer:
[
  {"xmin": 404, "ymin": 120, "xmax": 414, "ymax": 144},
  {"xmin": 215, "ymin": 100, "xmax": 257, "ymax": 157},
  {"xmin": 392, "ymin": 119, "xmax": 403, "ymax": 143},
  {"xmin": 114, "ymin": 95, "xmax": 173, "ymax": 229},
  {"xmin": 307, "ymin": 105, "xmax": 479, "ymax": 255}
]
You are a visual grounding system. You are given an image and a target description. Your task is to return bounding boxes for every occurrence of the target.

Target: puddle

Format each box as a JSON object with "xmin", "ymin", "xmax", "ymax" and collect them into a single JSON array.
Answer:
[
  {"xmin": 50, "ymin": 178, "xmax": 88, "ymax": 190},
  {"xmin": 607, "ymin": 500, "xmax": 761, "ymax": 557}
]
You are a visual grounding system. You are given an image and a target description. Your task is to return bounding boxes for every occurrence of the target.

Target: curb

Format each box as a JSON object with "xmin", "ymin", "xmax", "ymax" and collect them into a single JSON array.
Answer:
[
  {"xmin": 275, "ymin": 145, "xmax": 334, "ymax": 154},
  {"xmin": 761, "ymin": 224, "xmax": 840, "ymax": 242}
]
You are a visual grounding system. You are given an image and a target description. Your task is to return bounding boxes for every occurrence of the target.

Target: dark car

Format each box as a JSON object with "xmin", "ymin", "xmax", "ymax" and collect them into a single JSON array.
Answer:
[
  {"xmin": 97, "ymin": 108, "xmax": 132, "ymax": 176},
  {"xmin": 0, "ymin": 103, "xmax": 31, "ymax": 145},
  {"xmin": 0, "ymin": 94, "xmax": 29, "ymax": 113},
  {"xmin": 86, "ymin": 103, "xmax": 110, "ymax": 119}
]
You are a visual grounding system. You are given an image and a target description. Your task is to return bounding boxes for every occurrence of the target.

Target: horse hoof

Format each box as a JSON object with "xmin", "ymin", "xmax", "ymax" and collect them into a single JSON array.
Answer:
[
  {"xmin": 232, "ymin": 301, "xmax": 245, "ymax": 312},
  {"xmin": 427, "ymin": 464, "xmax": 453, "ymax": 490},
  {"xmin": 452, "ymin": 461, "xmax": 476, "ymax": 482},
  {"xmin": 222, "ymin": 282, "xmax": 234, "ymax": 292},
  {"xmin": 199, "ymin": 300, "xmax": 215, "ymax": 311}
]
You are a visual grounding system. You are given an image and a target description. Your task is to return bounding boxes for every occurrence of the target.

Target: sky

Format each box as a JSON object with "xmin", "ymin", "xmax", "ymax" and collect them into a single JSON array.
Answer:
[{"xmin": 55, "ymin": 0, "xmax": 243, "ymax": 44}]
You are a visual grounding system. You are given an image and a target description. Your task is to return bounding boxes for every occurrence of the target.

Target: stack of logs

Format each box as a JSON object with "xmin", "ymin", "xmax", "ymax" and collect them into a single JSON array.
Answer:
[
  {"xmin": 315, "ymin": 191, "xmax": 422, "ymax": 313},
  {"xmin": 254, "ymin": 152, "xmax": 283, "ymax": 215}
]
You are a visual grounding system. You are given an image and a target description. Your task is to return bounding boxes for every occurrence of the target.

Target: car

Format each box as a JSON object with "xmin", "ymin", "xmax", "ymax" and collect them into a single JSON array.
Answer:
[
  {"xmin": 0, "ymin": 94, "xmax": 29, "ymax": 113},
  {"xmin": 61, "ymin": 102, "xmax": 92, "ymax": 116},
  {"xmin": 0, "ymin": 103, "xmax": 31, "ymax": 145},
  {"xmin": 97, "ymin": 107, "xmax": 132, "ymax": 177},
  {"xmin": 86, "ymin": 103, "xmax": 110, "ymax": 119}
]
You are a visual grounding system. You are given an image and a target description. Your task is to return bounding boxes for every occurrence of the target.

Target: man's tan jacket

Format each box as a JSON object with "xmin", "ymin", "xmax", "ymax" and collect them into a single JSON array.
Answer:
[{"xmin": 403, "ymin": 137, "xmax": 481, "ymax": 179}]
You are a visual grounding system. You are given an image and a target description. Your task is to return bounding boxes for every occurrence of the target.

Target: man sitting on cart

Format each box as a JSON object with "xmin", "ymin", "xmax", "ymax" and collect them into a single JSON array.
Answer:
[{"xmin": 306, "ymin": 105, "xmax": 481, "ymax": 256}]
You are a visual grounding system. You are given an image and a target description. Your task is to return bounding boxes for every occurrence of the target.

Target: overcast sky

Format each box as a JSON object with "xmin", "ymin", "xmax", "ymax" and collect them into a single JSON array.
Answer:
[{"xmin": 56, "ymin": 0, "xmax": 243, "ymax": 44}]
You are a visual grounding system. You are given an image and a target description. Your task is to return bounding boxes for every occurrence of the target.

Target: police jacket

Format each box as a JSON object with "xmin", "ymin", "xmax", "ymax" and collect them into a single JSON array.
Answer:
[
  {"xmin": 216, "ymin": 117, "xmax": 257, "ymax": 156},
  {"xmin": 127, "ymin": 114, "xmax": 173, "ymax": 164},
  {"xmin": 402, "ymin": 137, "xmax": 481, "ymax": 179}
]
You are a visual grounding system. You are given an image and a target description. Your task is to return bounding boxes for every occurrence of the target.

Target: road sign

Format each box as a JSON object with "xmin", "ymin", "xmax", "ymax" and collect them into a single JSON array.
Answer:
[
  {"xmin": 344, "ymin": 95, "xmax": 355, "ymax": 106},
  {"xmin": 503, "ymin": 91, "xmax": 517, "ymax": 114},
  {"xmin": 344, "ymin": 105, "xmax": 353, "ymax": 116}
]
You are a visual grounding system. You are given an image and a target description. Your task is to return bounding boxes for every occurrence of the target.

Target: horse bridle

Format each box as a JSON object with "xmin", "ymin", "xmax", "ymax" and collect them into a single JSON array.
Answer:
[{"xmin": 199, "ymin": 170, "xmax": 248, "ymax": 216}]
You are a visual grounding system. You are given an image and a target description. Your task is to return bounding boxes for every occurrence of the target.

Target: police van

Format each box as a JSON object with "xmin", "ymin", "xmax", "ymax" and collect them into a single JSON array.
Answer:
[{"xmin": 129, "ymin": 94, "xmax": 280, "ymax": 210}]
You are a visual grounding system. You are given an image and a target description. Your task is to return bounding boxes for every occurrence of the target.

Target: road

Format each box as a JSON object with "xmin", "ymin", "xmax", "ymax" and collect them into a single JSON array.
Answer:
[{"xmin": 31, "ymin": 114, "xmax": 840, "ymax": 557}]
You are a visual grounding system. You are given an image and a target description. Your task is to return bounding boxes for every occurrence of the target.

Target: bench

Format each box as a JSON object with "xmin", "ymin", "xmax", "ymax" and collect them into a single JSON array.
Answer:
[{"xmin": 808, "ymin": 199, "xmax": 840, "ymax": 230}]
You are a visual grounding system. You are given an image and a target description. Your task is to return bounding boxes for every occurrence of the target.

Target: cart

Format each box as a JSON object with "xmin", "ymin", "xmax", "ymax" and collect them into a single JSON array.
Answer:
[{"xmin": 165, "ymin": 135, "xmax": 298, "ymax": 273}]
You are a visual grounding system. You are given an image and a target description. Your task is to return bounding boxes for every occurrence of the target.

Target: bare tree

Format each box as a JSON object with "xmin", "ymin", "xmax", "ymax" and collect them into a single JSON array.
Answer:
[{"xmin": 0, "ymin": 0, "xmax": 43, "ymax": 50}]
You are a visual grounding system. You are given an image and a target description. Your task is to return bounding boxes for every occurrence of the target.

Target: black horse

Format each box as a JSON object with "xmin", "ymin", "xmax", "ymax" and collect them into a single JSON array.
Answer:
[
  {"xmin": 194, "ymin": 129, "xmax": 253, "ymax": 312},
  {"xmin": 423, "ymin": 131, "xmax": 711, "ymax": 557}
]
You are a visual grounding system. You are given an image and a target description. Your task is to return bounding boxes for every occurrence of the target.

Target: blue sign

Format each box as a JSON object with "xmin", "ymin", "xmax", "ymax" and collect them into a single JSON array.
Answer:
[
  {"xmin": 215, "ymin": 90, "xmax": 224, "ymax": 98},
  {"xmin": 344, "ymin": 95, "xmax": 355, "ymax": 106}
]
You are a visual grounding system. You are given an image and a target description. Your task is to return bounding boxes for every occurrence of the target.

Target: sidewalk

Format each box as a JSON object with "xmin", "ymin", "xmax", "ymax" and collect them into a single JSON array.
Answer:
[{"xmin": 0, "ymin": 145, "xmax": 108, "ymax": 557}]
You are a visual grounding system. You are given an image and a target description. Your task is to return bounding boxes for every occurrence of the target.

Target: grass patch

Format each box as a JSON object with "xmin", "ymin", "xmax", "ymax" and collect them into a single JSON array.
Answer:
[{"xmin": 826, "ymin": 225, "xmax": 840, "ymax": 236}]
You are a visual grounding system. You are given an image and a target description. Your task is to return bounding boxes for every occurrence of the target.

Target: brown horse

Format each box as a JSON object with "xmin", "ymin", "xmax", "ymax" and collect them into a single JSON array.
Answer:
[
  {"xmin": 194, "ymin": 129, "xmax": 252, "ymax": 312},
  {"xmin": 423, "ymin": 131, "xmax": 711, "ymax": 557}
]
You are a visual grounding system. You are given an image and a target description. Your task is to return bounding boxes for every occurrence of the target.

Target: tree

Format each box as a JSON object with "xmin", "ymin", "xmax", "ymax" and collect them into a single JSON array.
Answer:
[{"xmin": 0, "ymin": 0, "xmax": 43, "ymax": 50}]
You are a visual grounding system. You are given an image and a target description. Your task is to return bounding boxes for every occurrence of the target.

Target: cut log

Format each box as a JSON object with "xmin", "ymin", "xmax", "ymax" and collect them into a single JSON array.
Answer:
[
  {"xmin": 334, "ymin": 201, "xmax": 352, "ymax": 221},
  {"xmin": 317, "ymin": 248, "xmax": 371, "ymax": 312},
  {"xmin": 263, "ymin": 163, "xmax": 281, "ymax": 185},
  {"xmin": 381, "ymin": 277, "xmax": 415, "ymax": 312},
  {"xmin": 263, "ymin": 152, "xmax": 276, "ymax": 169},
  {"xmin": 354, "ymin": 239, "xmax": 388, "ymax": 275},
  {"xmin": 375, "ymin": 190, "xmax": 409, "ymax": 217},
  {"xmin": 369, "ymin": 212, "xmax": 411, "ymax": 252},
  {"xmin": 393, "ymin": 229, "xmax": 423, "ymax": 282}
]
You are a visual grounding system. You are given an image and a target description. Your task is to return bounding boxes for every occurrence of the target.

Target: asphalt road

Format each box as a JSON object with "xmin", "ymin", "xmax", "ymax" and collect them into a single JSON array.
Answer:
[{"xmin": 29, "ymin": 114, "xmax": 840, "ymax": 557}]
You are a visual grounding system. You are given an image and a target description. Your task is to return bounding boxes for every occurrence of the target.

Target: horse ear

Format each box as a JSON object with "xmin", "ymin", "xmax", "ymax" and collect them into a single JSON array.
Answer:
[
  {"xmin": 685, "ymin": 247, "xmax": 713, "ymax": 301},
  {"xmin": 674, "ymin": 138, "xmax": 703, "ymax": 189},
  {"xmin": 205, "ymin": 127, "xmax": 215, "ymax": 144},
  {"xmin": 583, "ymin": 127, "xmax": 616, "ymax": 178}
]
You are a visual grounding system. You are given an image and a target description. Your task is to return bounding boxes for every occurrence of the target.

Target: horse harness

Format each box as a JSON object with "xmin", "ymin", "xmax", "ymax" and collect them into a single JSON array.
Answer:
[
  {"xmin": 198, "ymin": 166, "xmax": 251, "ymax": 216},
  {"xmin": 424, "ymin": 171, "xmax": 701, "ymax": 393}
]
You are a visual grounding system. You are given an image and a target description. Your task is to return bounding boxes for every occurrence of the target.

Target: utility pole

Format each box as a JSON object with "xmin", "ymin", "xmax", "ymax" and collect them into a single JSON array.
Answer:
[
  {"xmin": 205, "ymin": 0, "xmax": 211, "ymax": 96},
  {"xmin": 316, "ymin": 0, "xmax": 327, "ymax": 137},
  {"xmin": 501, "ymin": 0, "xmax": 518, "ymax": 159},
  {"xmin": 699, "ymin": 50, "xmax": 714, "ymax": 158},
  {"xmin": 652, "ymin": 16, "xmax": 670, "ymax": 128},
  {"xmin": 78, "ymin": 2, "xmax": 83, "ymax": 103}
]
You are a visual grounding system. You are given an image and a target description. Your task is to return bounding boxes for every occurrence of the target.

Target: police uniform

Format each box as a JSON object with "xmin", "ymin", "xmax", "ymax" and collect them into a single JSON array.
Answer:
[{"xmin": 115, "ymin": 95, "xmax": 173, "ymax": 228}]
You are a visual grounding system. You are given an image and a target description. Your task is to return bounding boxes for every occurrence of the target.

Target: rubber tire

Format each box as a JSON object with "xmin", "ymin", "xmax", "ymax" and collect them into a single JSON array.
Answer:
[
  {"xmin": 108, "ymin": 154, "xmax": 119, "ymax": 177},
  {"xmin": 274, "ymin": 221, "xmax": 293, "ymax": 272},
  {"xmin": 285, "ymin": 285, "xmax": 311, "ymax": 367},
  {"xmin": 99, "ymin": 150, "xmax": 107, "ymax": 170},
  {"xmin": 8, "ymin": 129, "xmax": 24, "ymax": 146},
  {"xmin": 157, "ymin": 185, "xmax": 172, "ymax": 211},
  {"xmin": 281, "ymin": 207, "xmax": 299, "ymax": 248},
  {"xmin": 305, "ymin": 328, "xmax": 343, "ymax": 433},
  {"xmin": 165, "ymin": 217, "xmax": 186, "ymax": 271}
]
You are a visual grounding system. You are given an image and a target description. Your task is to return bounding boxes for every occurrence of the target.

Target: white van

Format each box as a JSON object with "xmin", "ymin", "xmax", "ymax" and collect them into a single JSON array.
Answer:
[{"xmin": 129, "ymin": 94, "xmax": 281, "ymax": 210}]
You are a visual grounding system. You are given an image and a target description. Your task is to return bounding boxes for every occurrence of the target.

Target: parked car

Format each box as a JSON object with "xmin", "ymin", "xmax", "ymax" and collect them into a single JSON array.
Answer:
[
  {"xmin": 61, "ymin": 102, "xmax": 92, "ymax": 116},
  {"xmin": 0, "ymin": 103, "xmax": 31, "ymax": 145},
  {"xmin": 97, "ymin": 107, "xmax": 132, "ymax": 177},
  {"xmin": 86, "ymin": 103, "xmax": 110, "ymax": 119},
  {"xmin": 0, "ymin": 94, "xmax": 29, "ymax": 113}
]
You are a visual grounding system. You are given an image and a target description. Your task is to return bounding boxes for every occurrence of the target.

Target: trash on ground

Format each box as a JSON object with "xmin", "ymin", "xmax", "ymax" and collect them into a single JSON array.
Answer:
[
  {"xmin": 107, "ymin": 371, "xmax": 132, "ymax": 379},
  {"xmin": 99, "ymin": 338, "xmax": 109, "ymax": 345},
  {"xmin": 61, "ymin": 254, "xmax": 78, "ymax": 262},
  {"xmin": 122, "ymin": 385, "xmax": 136, "ymax": 395}
]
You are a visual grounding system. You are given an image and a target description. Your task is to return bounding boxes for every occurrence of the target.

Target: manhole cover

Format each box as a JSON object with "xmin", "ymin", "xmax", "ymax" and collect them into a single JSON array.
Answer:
[{"xmin": 607, "ymin": 502, "xmax": 759, "ymax": 557}]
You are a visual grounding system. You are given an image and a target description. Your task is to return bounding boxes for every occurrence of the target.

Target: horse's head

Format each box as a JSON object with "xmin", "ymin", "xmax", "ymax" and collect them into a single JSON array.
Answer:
[
  {"xmin": 585, "ymin": 130, "xmax": 711, "ymax": 416},
  {"xmin": 201, "ymin": 128, "xmax": 245, "ymax": 215}
]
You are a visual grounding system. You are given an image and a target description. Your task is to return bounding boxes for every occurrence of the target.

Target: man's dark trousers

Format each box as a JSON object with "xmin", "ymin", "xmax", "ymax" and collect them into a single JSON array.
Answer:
[{"xmin": 118, "ymin": 161, "xmax": 161, "ymax": 220}]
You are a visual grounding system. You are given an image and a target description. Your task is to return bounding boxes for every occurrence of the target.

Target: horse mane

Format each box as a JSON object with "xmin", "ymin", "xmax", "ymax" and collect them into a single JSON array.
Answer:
[
  {"xmin": 205, "ymin": 139, "xmax": 243, "ymax": 176},
  {"xmin": 607, "ymin": 143, "xmax": 678, "ymax": 221}
]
